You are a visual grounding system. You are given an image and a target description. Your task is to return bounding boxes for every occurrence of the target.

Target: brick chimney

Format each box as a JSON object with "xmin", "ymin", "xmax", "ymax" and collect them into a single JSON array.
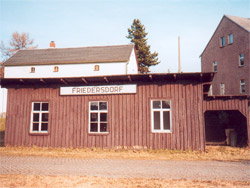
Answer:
[{"xmin": 50, "ymin": 41, "xmax": 55, "ymax": 48}]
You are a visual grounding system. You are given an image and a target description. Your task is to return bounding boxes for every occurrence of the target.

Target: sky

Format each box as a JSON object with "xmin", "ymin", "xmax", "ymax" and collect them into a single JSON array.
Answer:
[{"xmin": 0, "ymin": 0, "xmax": 249, "ymax": 112}]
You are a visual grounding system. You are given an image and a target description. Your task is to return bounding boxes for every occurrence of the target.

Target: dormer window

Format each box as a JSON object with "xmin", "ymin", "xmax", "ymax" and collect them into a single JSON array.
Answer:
[
  {"xmin": 54, "ymin": 66, "xmax": 59, "ymax": 72},
  {"xmin": 94, "ymin": 65, "xmax": 99, "ymax": 71},
  {"xmin": 30, "ymin": 67, "xmax": 35, "ymax": 73},
  {"xmin": 220, "ymin": 36, "xmax": 225, "ymax": 47}
]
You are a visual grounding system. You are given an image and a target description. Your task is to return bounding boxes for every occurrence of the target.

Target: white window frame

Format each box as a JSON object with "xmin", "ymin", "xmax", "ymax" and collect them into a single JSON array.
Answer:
[
  {"xmin": 220, "ymin": 83, "xmax": 225, "ymax": 95},
  {"xmin": 239, "ymin": 53, "xmax": 244, "ymax": 67},
  {"xmin": 89, "ymin": 101, "xmax": 108, "ymax": 133},
  {"xmin": 213, "ymin": 61, "xmax": 217, "ymax": 72},
  {"xmin": 228, "ymin": 34, "xmax": 233, "ymax": 44},
  {"xmin": 30, "ymin": 102, "xmax": 49, "ymax": 133},
  {"xmin": 240, "ymin": 79, "xmax": 246, "ymax": 94},
  {"xmin": 151, "ymin": 100, "xmax": 172, "ymax": 133}
]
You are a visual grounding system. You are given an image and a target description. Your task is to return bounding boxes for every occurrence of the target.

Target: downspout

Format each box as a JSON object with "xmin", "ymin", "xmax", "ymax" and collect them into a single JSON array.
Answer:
[{"xmin": 126, "ymin": 61, "xmax": 129, "ymax": 75}]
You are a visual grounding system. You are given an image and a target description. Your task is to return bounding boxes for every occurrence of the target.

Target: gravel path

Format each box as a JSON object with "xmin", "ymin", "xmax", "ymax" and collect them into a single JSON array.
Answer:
[{"xmin": 0, "ymin": 155, "xmax": 249, "ymax": 181}]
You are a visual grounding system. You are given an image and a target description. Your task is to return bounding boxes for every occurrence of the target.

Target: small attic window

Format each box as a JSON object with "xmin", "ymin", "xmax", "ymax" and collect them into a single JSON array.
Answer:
[
  {"xmin": 30, "ymin": 67, "xmax": 35, "ymax": 73},
  {"xmin": 94, "ymin": 65, "xmax": 99, "ymax": 71},
  {"xmin": 54, "ymin": 66, "xmax": 59, "ymax": 72}
]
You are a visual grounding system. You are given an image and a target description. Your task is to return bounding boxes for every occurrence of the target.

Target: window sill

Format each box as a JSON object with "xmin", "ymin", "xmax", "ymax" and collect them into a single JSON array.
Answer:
[
  {"xmin": 152, "ymin": 131, "xmax": 172, "ymax": 134},
  {"xmin": 29, "ymin": 132, "xmax": 49, "ymax": 136},
  {"xmin": 239, "ymin": 65, "xmax": 244, "ymax": 68},
  {"xmin": 88, "ymin": 132, "xmax": 109, "ymax": 136}
]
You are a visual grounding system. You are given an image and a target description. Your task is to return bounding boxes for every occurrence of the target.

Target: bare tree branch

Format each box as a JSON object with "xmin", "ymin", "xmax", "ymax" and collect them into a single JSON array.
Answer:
[{"xmin": 1, "ymin": 32, "xmax": 38, "ymax": 62}]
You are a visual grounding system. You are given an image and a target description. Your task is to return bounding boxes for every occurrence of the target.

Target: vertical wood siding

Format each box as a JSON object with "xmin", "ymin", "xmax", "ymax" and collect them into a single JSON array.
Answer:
[
  {"xmin": 5, "ymin": 80, "xmax": 205, "ymax": 150},
  {"xmin": 203, "ymin": 98, "xmax": 250, "ymax": 144}
]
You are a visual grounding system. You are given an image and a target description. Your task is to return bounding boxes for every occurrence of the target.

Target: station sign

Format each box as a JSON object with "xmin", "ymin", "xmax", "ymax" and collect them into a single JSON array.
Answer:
[{"xmin": 60, "ymin": 84, "xmax": 137, "ymax": 95}]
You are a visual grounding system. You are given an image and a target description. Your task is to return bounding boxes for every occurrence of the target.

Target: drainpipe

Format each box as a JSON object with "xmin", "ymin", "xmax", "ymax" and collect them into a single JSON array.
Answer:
[{"xmin": 126, "ymin": 61, "xmax": 129, "ymax": 74}]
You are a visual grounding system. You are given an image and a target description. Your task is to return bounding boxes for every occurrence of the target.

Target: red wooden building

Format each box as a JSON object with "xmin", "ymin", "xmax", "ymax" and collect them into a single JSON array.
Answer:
[
  {"xmin": 1, "ymin": 73, "xmax": 214, "ymax": 150},
  {"xmin": 0, "ymin": 44, "xmax": 249, "ymax": 150}
]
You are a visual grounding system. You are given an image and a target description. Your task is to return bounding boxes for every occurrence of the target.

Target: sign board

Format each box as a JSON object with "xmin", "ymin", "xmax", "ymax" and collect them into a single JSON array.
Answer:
[{"xmin": 60, "ymin": 84, "xmax": 137, "ymax": 95}]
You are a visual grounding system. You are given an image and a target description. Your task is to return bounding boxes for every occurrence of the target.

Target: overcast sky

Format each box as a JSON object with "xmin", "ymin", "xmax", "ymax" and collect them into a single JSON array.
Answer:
[{"xmin": 0, "ymin": 0, "xmax": 249, "ymax": 112}]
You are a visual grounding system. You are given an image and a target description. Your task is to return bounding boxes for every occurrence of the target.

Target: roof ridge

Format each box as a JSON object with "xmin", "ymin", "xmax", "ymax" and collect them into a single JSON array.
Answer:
[{"xmin": 19, "ymin": 43, "xmax": 134, "ymax": 51}]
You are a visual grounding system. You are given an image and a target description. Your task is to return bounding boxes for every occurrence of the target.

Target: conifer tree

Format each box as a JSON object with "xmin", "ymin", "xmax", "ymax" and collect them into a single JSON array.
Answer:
[{"xmin": 127, "ymin": 19, "xmax": 160, "ymax": 73}]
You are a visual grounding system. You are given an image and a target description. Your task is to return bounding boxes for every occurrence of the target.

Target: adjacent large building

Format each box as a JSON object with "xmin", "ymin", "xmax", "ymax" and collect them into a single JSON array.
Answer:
[{"xmin": 201, "ymin": 15, "xmax": 250, "ymax": 96}]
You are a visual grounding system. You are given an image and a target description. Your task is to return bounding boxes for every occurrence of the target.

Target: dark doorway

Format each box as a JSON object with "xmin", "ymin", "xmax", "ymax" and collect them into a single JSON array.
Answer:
[{"xmin": 204, "ymin": 110, "xmax": 248, "ymax": 147}]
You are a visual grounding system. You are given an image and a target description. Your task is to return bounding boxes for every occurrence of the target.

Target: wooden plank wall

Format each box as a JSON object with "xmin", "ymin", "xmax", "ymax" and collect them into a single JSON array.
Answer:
[
  {"xmin": 203, "ymin": 98, "xmax": 250, "ymax": 144},
  {"xmin": 5, "ymin": 80, "xmax": 205, "ymax": 150}
]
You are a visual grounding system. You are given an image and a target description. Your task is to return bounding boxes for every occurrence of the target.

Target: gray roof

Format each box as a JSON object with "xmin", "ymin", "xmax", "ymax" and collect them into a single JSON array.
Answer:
[
  {"xmin": 4, "ymin": 44, "xmax": 134, "ymax": 66},
  {"xmin": 226, "ymin": 15, "xmax": 250, "ymax": 32}
]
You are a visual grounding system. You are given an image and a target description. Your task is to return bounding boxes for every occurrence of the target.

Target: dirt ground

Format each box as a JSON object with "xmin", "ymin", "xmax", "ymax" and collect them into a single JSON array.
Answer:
[
  {"xmin": 1, "ymin": 174, "xmax": 250, "ymax": 188},
  {"xmin": 1, "ymin": 145, "xmax": 250, "ymax": 161},
  {"xmin": 1, "ymin": 146, "xmax": 250, "ymax": 187}
]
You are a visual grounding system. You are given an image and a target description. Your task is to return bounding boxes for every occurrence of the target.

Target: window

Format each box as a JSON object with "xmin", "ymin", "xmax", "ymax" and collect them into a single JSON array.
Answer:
[
  {"xmin": 220, "ymin": 83, "xmax": 225, "ymax": 95},
  {"xmin": 54, "ymin": 66, "xmax": 59, "ymax": 72},
  {"xmin": 89, "ymin": 101, "xmax": 108, "ymax": 133},
  {"xmin": 151, "ymin": 100, "xmax": 172, "ymax": 133},
  {"xmin": 30, "ymin": 67, "xmax": 35, "ymax": 73},
  {"xmin": 94, "ymin": 65, "xmax": 99, "ymax": 71},
  {"xmin": 228, "ymin": 34, "xmax": 233, "ymax": 44},
  {"xmin": 239, "ymin": 54, "xmax": 244, "ymax": 66},
  {"xmin": 220, "ymin": 36, "xmax": 225, "ymax": 47},
  {"xmin": 213, "ymin": 61, "xmax": 217, "ymax": 72},
  {"xmin": 30, "ymin": 102, "xmax": 49, "ymax": 133},
  {"xmin": 240, "ymin": 79, "xmax": 246, "ymax": 94}
]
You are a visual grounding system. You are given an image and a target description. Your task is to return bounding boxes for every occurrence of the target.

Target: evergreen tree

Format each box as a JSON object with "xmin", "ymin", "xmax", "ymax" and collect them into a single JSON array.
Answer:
[{"xmin": 127, "ymin": 19, "xmax": 160, "ymax": 73}]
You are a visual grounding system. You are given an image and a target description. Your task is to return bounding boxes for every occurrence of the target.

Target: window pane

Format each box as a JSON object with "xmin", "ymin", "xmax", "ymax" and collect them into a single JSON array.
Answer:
[
  {"xmin": 163, "ymin": 111, "xmax": 170, "ymax": 130},
  {"xmin": 42, "ymin": 103, "xmax": 49, "ymax": 111},
  {"xmin": 33, "ymin": 113, "xmax": 39, "ymax": 122},
  {"xmin": 99, "ymin": 102, "xmax": 107, "ymax": 110},
  {"xmin": 33, "ymin": 103, "xmax": 40, "ymax": 111},
  {"xmin": 41, "ymin": 123, "xmax": 48, "ymax": 131},
  {"xmin": 90, "ymin": 102, "xmax": 98, "ymax": 110},
  {"xmin": 221, "ymin": 37, "xmax": 225, "ymax": 46},
  {"xmin": 100, "ymin": 123, "xmax": 107, "ymax": 132},
  {"xmin": 100, "ymin": 113, "xmax": 107, "ymax": 122},
  {"xmin": 33, "ymin": 123, "xmax": 39, "ymax": 131},
  {"xmin": 240, "ymin": 80, "xmax": 245, "ymax": 84},
  {"xmin": 154, "ymin": 111, "xmax": 160, "ymax": 130},
  {"xmin": 153, "ymin": 101, "xmax": 161, "ymax": 109},
  {"xmin": 90, "ymin": 123, "xmax": 98, "ymax": 132},
  {"xmin": 162, "ymin": 101, "xmax": 170, "ymax": 109},
  {"xmin": 42, "ymin": 113, "xmax": 49, "ymax": 121},
  {"xmin": 241, "ymin": 85, "xmax": 246, "ymax": 93},
  {"xmin": 90, "ymin": 113, "xmax": 98, "ymax": 122},
  {"xmin": 229, "ymin": 34, "xmax": 233, "ymax": 43}
]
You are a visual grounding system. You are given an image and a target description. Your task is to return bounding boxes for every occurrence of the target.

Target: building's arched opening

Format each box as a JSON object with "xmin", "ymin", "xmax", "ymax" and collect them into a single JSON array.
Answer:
[{"xmin": 204, "ymin": 110, "xmax": 248, "ymax": 147}]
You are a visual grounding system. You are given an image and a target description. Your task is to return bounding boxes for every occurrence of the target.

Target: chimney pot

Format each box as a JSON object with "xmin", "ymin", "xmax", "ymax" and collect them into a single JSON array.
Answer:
[{"xmin": 50, "ymin": 41, "xmax": 55, "ymax": 48}]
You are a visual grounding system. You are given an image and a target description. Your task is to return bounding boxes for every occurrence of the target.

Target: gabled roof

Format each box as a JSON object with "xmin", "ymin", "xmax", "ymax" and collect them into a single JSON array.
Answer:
[
  {"xmin": 200, "ymin": 15, "xmax": 250, "ymax": 57},
  {"xmin": 226, "ymin": 15, "xmax": 250, "ymax": 32},
  {"xmin": 4, "ymin": 44, "xmax": 134, "ymax": 66}
]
